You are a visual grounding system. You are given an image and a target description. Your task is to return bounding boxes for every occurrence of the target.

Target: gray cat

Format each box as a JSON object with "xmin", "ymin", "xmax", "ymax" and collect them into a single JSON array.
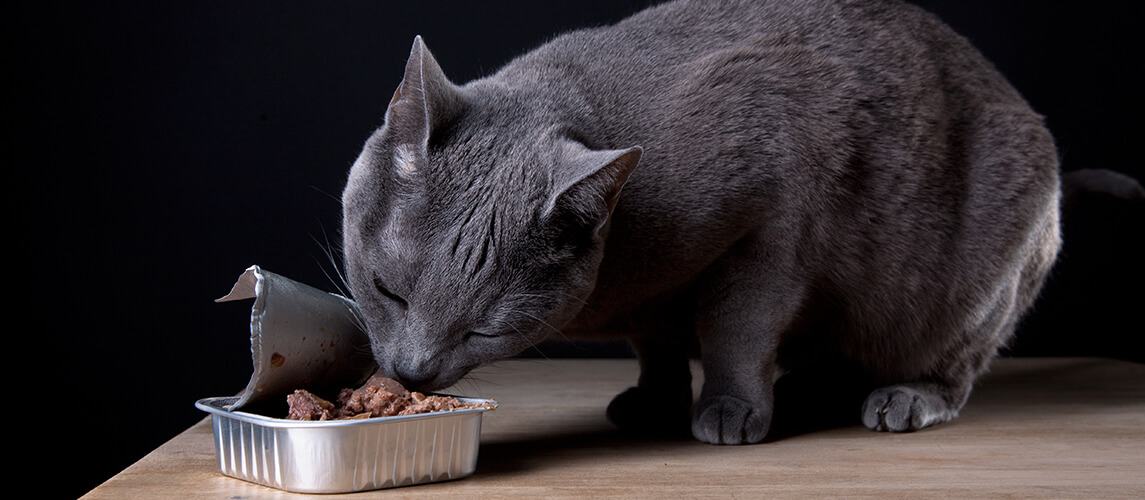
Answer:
[{"xmin": 341, "ymin": 0, "xmax": 1065, "ymax": 444}]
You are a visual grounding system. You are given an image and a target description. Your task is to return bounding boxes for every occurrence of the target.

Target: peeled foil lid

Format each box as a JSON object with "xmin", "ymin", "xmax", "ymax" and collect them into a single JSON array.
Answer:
[{"xmin": 216, "ymin": 265, "xmax": 378, "ymax": 411}]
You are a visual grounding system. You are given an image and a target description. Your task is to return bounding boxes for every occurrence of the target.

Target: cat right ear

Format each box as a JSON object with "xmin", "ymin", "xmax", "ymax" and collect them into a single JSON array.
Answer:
[
  {"xmin": 384, "ymin": 36, "xmax": 464, "ymax": 151},
  {"xmin": 546, "ymin": 141, "xmax": 643, "ymax": 235}
]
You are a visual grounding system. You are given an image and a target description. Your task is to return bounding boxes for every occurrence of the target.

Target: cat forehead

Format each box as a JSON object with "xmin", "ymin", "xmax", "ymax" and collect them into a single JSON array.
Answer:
[
  {"xmin": 377, "ymin": 148, "xmax": 543, "ymax": 258},
  {"xmin": 428, "ymin": 123, "xmax": 555, "ymax": 203},
  {"xmin": 367, "ymin": 190, "xmax": 535, "ymax": 302},
  {"xmin": 432, "ymin": 171, "xmax": 542, "ymax": 252}
]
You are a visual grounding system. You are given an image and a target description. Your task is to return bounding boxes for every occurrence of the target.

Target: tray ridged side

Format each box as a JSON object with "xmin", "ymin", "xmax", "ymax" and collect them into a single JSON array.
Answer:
[
  {"xmin": 211, "ymin": 415, "xmax": 287, "ymax": 491},
  {"xmin": 206, "ymin": 408, "xmax": 486, "ymax": 494}
]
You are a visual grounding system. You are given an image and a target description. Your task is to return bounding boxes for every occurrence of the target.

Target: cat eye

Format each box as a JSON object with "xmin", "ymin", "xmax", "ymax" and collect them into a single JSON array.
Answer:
[
  {"xmin": 465, "ymin": 331, "xmax": 498, "ymax": 341},
  {"xmin": 372, "ymin": 277, "xmax": 408, "ymax": 310}
]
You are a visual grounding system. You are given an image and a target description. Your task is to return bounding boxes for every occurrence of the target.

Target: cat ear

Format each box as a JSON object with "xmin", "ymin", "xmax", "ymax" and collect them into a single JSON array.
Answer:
[
  {"xmin": 384, "ymin": 36, "xmax": 463, "ymax": 151},
  {"xmin": 546, "ymin": 141, "xmax": 643, "ymax": 233}
]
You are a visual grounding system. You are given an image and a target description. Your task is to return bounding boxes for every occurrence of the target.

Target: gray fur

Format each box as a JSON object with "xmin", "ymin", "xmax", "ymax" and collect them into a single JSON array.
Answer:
[{"xmin": 341, "ymin": 0, "xmax": 1062, "ymax": 444}]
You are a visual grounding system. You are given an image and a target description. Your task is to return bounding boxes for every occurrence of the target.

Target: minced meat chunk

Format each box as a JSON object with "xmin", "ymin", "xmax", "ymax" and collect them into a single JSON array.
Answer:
[
  {"xmin": 399, "ymin": 393, "xmax": 468, "ymax": 415},
  {"xmin": 285, "ymin": 375, "xmax": 492, "ymax": 421},
  {"xmin": 285, "ymin": 390, "xmax": 337, "ymax": 421},
  {"xmin": 337, "ymin": 384, "xmax": 409, "ymax": 418}
]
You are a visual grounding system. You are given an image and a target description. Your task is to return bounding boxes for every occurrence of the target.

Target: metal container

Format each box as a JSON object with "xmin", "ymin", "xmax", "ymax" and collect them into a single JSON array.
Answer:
[
  {"xmin": 199, "ymin": 266, "xmax": 498, "ymax": 493},
  {"xmin": 196, "ymin": 396, "xmax": 497, "ymax": 493}
]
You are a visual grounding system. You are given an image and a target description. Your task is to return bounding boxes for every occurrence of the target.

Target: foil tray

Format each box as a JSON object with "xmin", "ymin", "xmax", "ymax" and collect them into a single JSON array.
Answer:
[
  {"xmin": 196, "ymin": 396, "xmax": 497, "ymax": 493},
  {"xmin": 199, "ymin": 266, "xmax": 498, "ymax": 493}
]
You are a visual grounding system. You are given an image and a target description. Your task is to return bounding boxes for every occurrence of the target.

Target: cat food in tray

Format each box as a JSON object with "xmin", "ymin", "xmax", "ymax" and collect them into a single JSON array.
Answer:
[
  {"xmin": 196, "ymin": 395, "xmax": 496, "ymax": 493},
  {"xmin": 198, "ymin": 266, "xmax": 498, "ymax": 493}
]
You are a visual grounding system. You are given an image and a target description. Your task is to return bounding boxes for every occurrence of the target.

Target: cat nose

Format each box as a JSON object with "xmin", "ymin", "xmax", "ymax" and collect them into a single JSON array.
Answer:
[{"xmin": 392, "ymin": 360, "xmax": 438, "ymax": 391}]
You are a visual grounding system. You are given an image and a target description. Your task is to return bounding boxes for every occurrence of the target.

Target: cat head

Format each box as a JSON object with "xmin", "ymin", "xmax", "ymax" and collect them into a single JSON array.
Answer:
[{"xmin": 342, "ymin": 37, "xmax": 641, "ymax": 391}]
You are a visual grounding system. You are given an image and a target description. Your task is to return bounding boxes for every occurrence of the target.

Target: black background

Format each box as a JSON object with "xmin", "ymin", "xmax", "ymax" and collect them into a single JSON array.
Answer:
[{"xmin": 9, "ymin": 1, "xmax": 1142, "ymax": 497}]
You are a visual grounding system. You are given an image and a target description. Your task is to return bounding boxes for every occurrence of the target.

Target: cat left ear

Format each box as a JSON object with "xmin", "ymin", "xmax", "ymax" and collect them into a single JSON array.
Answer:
[
  {"xmin": 384, "ymin": 36, "xmax": 464, "ymax": 149},
  {"xmin": 547, "ymin": 141, "xmax": 643, "ymax": 233}
]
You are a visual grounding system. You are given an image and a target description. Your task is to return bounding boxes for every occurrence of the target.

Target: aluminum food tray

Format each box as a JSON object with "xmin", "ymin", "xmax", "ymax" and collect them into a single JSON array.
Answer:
[{"xmin": 196, "ymin": 396, "xmax": 497, "ymax": 493}]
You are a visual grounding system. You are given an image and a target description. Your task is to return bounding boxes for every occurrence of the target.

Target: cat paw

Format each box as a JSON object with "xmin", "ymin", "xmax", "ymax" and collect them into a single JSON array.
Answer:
[
  {"xmin": 606, "ymin": 385, "xmax": 692, "ymax": 436},
  {"xmin": 690, "ymin": 395, "xmax": 772, "ymax": 445},
  {"xmin": 861, "ymin": 385, "xmax": 955, "ymax": 432}
]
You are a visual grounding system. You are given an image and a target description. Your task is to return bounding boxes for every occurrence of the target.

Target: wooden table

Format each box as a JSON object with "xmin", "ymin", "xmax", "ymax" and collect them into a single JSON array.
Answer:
[{"xmin": 85, "ymin": 357, "xmax": 1144, "ymax": 498}]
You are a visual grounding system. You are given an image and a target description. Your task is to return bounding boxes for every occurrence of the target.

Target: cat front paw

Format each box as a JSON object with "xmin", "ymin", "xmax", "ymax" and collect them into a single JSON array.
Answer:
[
  {"xmin": 691, "ymin": 395, "xmax": 772, "ymax": 445},
  {"xmin": 606, "ymin": 385, "xmax": 692, "ymax": 436},
  {"xmin": 861, "ymin": 385, "xmax": 956, "ymax": 432}
]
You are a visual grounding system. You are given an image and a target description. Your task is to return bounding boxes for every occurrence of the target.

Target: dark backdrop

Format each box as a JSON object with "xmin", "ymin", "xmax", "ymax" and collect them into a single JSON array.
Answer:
[{"xmin": 9, "ymin": 1, "xmax": 1141, "ymax": 497}]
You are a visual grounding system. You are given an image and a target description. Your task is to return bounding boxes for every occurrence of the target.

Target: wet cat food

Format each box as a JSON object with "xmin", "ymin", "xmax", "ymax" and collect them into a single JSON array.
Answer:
[{"xmin": 286, "ymin": 375, "xmax": 493, "ymax": 420}]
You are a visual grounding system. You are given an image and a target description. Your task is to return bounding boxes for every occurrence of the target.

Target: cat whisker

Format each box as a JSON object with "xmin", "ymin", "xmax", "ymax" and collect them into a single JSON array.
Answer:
[
  {"xmin": 326, "ymin": 287, "xmax": 368, "ymax": 333},
  {"xmin": 510, "ymin": 290, "xmax": 595, "ymax": 312},
  {"xmin": 502, "ymin": 309, "xmax": 572, "ymax": 344},
  {"xmin": 493, "ymin": 316, "xmax": 552, "ymax": 361},
  {"xmin": 308, "ymin": 223, "xmax": 371, "ymax": 334},
  {"xmin": 452, "ymin": 374, "xmax": 507, "ymax": 395},
  {"xmin": 351, "ymin": 343, "xmax": 373, "ymax": 357},
  {"xmin": 501, "ymin": 356, "xmax": 560, "ymax": 370},
  {"xmin": 309, "ymin": 223, "xmax": 353, "ymax": 299},
  {"xmin": 483, "ymin": 358, "xmax": 559, "ymax": 377},
  {"xmin": 309, "ymin": 184, "xmax": 343, "ymax": 205}
]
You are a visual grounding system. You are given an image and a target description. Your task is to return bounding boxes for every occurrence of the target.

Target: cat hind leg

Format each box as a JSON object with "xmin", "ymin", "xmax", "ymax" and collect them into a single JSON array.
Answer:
[
  {"xmin": 861, "ymin": 381, "xmax": 965, "ymax": 432},
  {"xmin": 860, "ymin": 277, "xmax": 1027, "ymax": 433}
]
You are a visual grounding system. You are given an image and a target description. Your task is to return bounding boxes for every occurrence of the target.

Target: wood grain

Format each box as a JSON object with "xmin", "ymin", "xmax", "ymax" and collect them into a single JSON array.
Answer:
[{"xmin": 84, "ymin": 358, "xmax": 1145, "ymax": 498}]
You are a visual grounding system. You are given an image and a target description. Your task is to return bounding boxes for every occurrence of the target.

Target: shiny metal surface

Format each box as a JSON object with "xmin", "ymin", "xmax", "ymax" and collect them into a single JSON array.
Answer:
[
  {"xmin": 215, "ymin": 265, "xmax": 379, "ymax": 411},
  {"xmin": 196, "ymin": 396, "xmax": 496, "ymax": 493},
  {"xmin": 204, "ymin": 266, "xmax": 498, "ymax": 492}
]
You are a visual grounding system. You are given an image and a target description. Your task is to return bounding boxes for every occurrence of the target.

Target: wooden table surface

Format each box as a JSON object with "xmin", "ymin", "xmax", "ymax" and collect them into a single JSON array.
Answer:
[{"xmin": 85, "ymin": 357, "xmax": 1144, "ymax": 499}]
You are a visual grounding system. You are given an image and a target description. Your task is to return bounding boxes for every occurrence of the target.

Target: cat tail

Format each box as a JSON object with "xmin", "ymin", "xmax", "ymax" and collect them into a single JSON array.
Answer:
[{"xmin": 1060, "ymin": 168, "xmax": 1145, "ymax": 212}]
